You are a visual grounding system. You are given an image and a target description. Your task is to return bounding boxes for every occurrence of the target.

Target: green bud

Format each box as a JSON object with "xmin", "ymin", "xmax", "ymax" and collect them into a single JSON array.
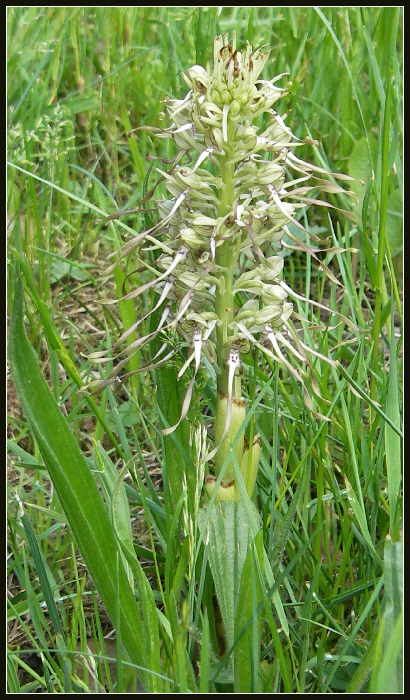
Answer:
[
  {"xmin": 230, "ymin": 99, "xmax": 241, "ymax": 117},
  {"xmin": 211, "ymin": 89, "xmax": 221, "ymax": 104},
  {"xmin": 258, "ymin": 256, "xmax": 284, "ymax": 280},
  {"xmin": 242, "ymin": 126, "xmax": 258, "ymax": 150},
  {"xmin": 261, "ymin": 284, "xmax": 287, "ymax": 304},
  {"xmin": 179, "ymin": 227, "xmax": 204, "ymax": 248},
  {"xmin": 243, "ymin": 125, "xmax": 257, "ymax": 139},
  {"xmin": 281, "ymin": 302, "xmax": 294, "ymax": 323},
  {"xmin": 221, "ymin": 90, "xmax": 231, "ymax": 104},
  {"xmin": 257, "ymin": 162, "xmax": 284, "ymax": 186},
  {"xmin": 255, "ymin": 305, "xmax": 283, "ymax": 326},
  {"xmin": 235, "ymin": 300, "xmax": 259, "ymax": 323},
  {"xmin": 233, "ymin": 278, "xmax": 263, "ymax": 295}
]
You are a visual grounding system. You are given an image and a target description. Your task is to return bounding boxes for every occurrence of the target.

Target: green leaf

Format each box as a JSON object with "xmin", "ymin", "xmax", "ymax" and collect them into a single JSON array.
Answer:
[
  {"xmin": 347, "ymin": 136, "xmax": 378, "ymax": 208},
  {"xmin": 50, "ymin": 258, "xmax": 88, "ymax": 283},
  {"xmin": 114, "ymin": 265, "xmax": 140, "ymax": 383},
  {"xmin": 381, "ymin": 535, "xmax": 403, "ymax": 693},
  {"xmin": 63, "ymin": 95, "xmax": 101, "ymax": 115},
  {"xmin": 232, "ymin": 453, "xmax": 290, "ymax": 637},
  {"xmin": 171, "ymin": 536, "xmax": 190, "ymax": 599},
  {"xmin": 234, "ymin": 530, "xmax": 264, "ymax": 693},
  {"xmin": 343, "ymin": 475, "xmax": 381, "ymax": 566},
  {"xmin": 9, "ymin": 271, "xmax": 149, "ymax": 687},
  {"xmin": 7, "ymin": 439, "xmax": 46, "ymax": 469},
  {"xmin": 94, "ymin": 442, "xmax": 135, "ymax": 590},
  {"xmin": 150, "ymin": 308, "xmax": 195, "ymax": 510},
  {"xmin": 199, "ymin": 610, "xmax": 211, "ymax": 693},
  {"xmin": 20, "ymin": 551, "xmax": 54, "ymax": 660},
  {"xmin": 18, "ymin": 498, "xmax": 65, "ymax": 640},
  {"xmin": 111, "ymin": 463, "xmax": 165, "ymax": 693},
  {"xmin": 323, "ymin": 575, "xmax": 385, "ymax": 692},
  {"xmin": 338, "ymin": 391, "xmax": 382, "ymax": 566},
  {"xmin": 7, "ymin": 655, "xmax": 21, "ymax": 693},
  {"xmin": 345, "ymin": 632, "xmax": 379, "ymax": 693},
  {"xmin": 385, "ymin": 188, "xmax": 403, "ymax": 259},
  {"xmin": 370, "ymin": 609, "xmax": 403, "ymax": 694},
  {"xmin": 362, "ymin": 25, "xmax": 385, "ymax": 108},
  {"xmin": 385, "ymin": 320, "xmax": 402, "ymax": 529},
  {"xmin": 201, "ymin": 500, "xmax": 255, "ymax": 653}
]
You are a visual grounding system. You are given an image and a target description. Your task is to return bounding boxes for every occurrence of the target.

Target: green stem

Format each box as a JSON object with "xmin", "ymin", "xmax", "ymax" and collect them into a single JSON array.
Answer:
[
  {"xmin": 370, "ymin": 14, "xmax": 395, "ymax": 402},
  {"xmin": 213, "ymin": 118, "xmax": 248, "ymax": 486},
  {"xmin": 215, "ymin": 121, "xmax": 239, "ymax": 396}
]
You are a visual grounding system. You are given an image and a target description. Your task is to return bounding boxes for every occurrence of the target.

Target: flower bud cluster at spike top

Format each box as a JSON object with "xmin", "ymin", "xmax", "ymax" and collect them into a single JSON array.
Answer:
[{"xmin": 87, "ymin": 35, "xmax": 356, "ymax": 498}]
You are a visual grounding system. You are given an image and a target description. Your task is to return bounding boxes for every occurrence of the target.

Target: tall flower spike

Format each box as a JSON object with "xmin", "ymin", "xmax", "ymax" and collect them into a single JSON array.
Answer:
[{"xmin": 89, "ymin": 35, "xmax": 356, "ymax": 498}]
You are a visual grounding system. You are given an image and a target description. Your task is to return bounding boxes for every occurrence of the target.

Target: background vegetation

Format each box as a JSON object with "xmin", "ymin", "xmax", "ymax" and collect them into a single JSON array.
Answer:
[{"xmin": 7, "ymin": 6, "xmax": 402, "ymax": 693}]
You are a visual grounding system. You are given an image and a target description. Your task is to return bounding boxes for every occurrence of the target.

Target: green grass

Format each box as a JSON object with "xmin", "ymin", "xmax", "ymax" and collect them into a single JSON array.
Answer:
[{"xmin": 7, "ymin": 7, "xmax": 402, "ymax": 693}]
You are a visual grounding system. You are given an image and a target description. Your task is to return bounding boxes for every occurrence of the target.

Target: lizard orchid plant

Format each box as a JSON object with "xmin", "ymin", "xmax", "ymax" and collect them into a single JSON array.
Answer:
[{"xmin": 88, "ymin": 34, "xmax": 355, "ymax": 501}]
